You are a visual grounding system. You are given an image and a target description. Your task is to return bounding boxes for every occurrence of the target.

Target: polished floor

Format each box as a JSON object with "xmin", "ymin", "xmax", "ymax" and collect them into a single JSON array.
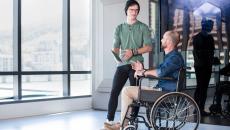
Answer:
[{"xmin": 0, "ymin": 110, "xmax": 230, "ymax": 130}]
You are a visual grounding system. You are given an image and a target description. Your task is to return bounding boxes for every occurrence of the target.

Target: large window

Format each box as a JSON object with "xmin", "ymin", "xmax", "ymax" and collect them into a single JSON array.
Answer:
[
  {"xmin": 0, "ymin": 0, "xmax": 13, "ymax": 100},
  {"xmin": 70, "ymin": 0, "xmax": 92, "ymax": 95},
  {"xmin": 22, "ymin": 75, "xmax": 63, "ymax": 99},
  {"xmin": 0, "ymin": 76, "xmax": 13, "ymax": 101},
  {"xmin": 70, "ymin": 0, "xmax": 91, "ymax": 71},
  {"xmin": 0, "ymin": 0, "xmax": 92, "ymax": 102},
  {"xmin": 22, "ymin": 0, "xmax": 63, "ymax": 71},
  {"xmin": 71, "ymin": 74, "xmax": 91, "ymax": 96}
]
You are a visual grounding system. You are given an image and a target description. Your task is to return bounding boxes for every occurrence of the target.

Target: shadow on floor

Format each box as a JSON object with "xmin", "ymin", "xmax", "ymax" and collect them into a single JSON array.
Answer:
[{"xmin": 201, "ymin": 115, "xmax": 230, "ymax": 126}]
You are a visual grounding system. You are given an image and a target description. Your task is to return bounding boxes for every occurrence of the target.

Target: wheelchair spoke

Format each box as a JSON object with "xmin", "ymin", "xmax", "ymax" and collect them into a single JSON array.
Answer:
[
  {"xmin": 175, "ymin": 103, "xmax": 194, "ymax": 116},
  {"xmin": 166, "ymin": 96, "xmax": 175, "ymax": 109},
  {"xmin": 177, "ymin": 113, "xmax": 197, "ymax": 120},
  {"xmin": 155, "ymin": 118, "xmax": 182, "ymax": 129},
  {"xmin": 151, "ymin": 93, "xmax": 200, "ymax": 130},
  {"xmin": 164, "ymin": 98, "xmax": 173, "ymax": 110},
  {"xmin": 176, "ymin": 98, "xmax": 189, "ymax": 115},
  {"xmin": 155, "ymin": 115, "xmax": 167, "ymax": 119},
  {"xmin": 177, "ymin": 96, "xmax": 186, "ymax": 110},
  {"xmin": 159, "ymin": 102, "xmax": 171, "ymax": 114}
]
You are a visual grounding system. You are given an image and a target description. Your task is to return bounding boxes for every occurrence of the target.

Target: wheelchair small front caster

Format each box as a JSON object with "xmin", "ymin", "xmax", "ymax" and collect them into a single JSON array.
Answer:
[{"xmin": 123, "ymin": 124, "xmax": 136, "ymax": 130}]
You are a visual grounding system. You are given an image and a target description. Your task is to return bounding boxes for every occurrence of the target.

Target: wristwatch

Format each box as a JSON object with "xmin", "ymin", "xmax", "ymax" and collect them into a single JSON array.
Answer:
[{"xmin": 142, "ymin": 69, "xmax": 147, "ymax": 76}]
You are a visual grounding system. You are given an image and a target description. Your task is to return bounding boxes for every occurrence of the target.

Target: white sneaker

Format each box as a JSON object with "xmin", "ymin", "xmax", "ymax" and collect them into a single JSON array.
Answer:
[
  {"xmin": 104, "ymin": 119, "xmax": 116, "ymax": 126},
  {"xmin": 104, "ymin": 119, "xmax": 120, "ymax": 130}
]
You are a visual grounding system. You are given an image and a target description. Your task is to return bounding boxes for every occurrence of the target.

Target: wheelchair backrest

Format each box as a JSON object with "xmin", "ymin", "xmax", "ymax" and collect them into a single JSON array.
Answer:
[{"xmin": 176, "ymin": 67, "xmax": 186, "ymax": 92}]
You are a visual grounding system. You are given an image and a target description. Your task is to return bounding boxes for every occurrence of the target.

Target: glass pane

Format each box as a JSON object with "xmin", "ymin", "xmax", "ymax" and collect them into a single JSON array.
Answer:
[
  {"xmin": 21, "ymin": 0, "xmax": 63, "ymax": 71},
  {"xmin": 22, "ymin": 75, "xmax": 63, "ymax": 99},
  {"xmin": 0, "ymin": 76, "xmax": 13, "ymax": 101},
  {"xmin": 150, "ymin": 1, "xmax": 156, "ymax": 34},
  {"xmin": 0, "ymin": 0, "xmax": 13, "ymax": 71},
  {"xmin": 71, "ymin": 74, "xmax": 91, "ymax": 96},
  {"xmin": 70, "ymin": 0, "xmax": 91, "ymax": 71},
  {"xmin": 186, "ymin": 51, "xmax": 196, "ymax": 87}
]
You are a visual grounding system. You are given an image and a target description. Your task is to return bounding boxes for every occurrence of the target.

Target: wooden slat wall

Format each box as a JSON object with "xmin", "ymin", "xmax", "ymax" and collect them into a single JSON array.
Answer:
[
  {"xmin": 173, "ymin": 9, "xmax": 184, "ymax": 51},
  {"xmin": 172, "ymin": 9, "xmax": 228, "ymax": 51}
]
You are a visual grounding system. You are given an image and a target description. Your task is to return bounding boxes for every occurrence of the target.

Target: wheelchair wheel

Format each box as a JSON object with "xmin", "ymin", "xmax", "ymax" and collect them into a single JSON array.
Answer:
[
  {"xmin": 222, "ymin": 110, "xmax": 230, "ymax": 119},
  {"xmin": 123, "ymin": 125, "xmax": 136, "ymax": 130},
  {"xmin": 222, "ymin": 101, "xmax": 230, "ymax": 119},
  {"xmin": 150, "ymin": 92, "xmax": 200, "ymax": 130}
]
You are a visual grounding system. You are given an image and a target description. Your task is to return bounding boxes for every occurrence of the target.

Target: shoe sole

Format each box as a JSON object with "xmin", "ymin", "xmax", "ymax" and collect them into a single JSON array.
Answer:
[{"xmin": 104, "ymin": 123, "xmax": 120, "ymax": 130}]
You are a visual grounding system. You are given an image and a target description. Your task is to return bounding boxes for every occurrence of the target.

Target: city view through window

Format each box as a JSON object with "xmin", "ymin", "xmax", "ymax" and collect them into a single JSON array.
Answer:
[{"xmin": 0, "ymin": 0, "xmax": 91, "ymax": 101}]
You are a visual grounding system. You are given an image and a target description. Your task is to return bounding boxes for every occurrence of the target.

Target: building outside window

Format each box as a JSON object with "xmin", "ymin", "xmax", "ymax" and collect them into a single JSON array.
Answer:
[{"xmin": 0, "ymin": 0, "xmax": 92, "ymax": 102}]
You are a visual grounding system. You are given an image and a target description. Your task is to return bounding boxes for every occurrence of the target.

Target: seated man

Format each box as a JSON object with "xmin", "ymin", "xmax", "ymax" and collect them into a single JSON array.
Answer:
[
  {"xmin": 105, "ymin": 30, "xmax": 185, "ymax": 130},
  {"xmin": 121, "ymin": 30, "xmax": 185, "ymax": 126}
]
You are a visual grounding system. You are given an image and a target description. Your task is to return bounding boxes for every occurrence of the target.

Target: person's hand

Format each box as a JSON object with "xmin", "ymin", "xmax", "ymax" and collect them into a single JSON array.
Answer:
[
  {"xmin": 134, "ymin": 70, "xmax": 145, "ymax": 78},
  {"xmin": 122, "ymin": 49, "xmax": 133, "ymax": 60},
  {"xmin": 131, "ymin": 60, "xmax": 143, "ymax": 71}
]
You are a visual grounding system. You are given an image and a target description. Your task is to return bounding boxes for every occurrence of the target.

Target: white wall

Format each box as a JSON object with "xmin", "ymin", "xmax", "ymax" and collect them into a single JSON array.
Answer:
[
  {"xmin": 92, "ymin": 0, "xmax": 150, "ymax": 110},
  {"xmin": 0, "ymin": 98, "xmax": 91, "ymax": 120}
]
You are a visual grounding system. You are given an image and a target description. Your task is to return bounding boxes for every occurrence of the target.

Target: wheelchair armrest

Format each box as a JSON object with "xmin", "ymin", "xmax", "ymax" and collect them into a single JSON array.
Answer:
[
  {"xmin": 136, "ymin": 67, "xmax": 187, "ymax": 101},
  {"xmin": 137, "ymin": 76, "xmax": 176, "ymax": 103},
  {"xmin": 138, "ymin": 75, "xmax": 175, "ymax": 81}
]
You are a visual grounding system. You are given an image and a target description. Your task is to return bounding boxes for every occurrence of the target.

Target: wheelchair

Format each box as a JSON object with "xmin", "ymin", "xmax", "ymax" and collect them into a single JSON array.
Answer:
[
  {"xmin": 209, "ymin": 63, "xmax": 230, "ymax": 119},
  {"xmin": 121, "ymin": 68, "xmax": 201, "ymax": 130},
  {"xmin": 209, "ymin": 81, "xmax": 230, "ymax": 119}
]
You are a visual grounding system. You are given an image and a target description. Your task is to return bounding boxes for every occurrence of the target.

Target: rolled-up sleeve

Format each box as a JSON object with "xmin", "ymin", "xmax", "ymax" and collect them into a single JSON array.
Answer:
[
  {"xmin": 156, "ymin": 55, "xmax": 183, "ymax": 78},
  {"xmin": 142, "ymin": 25, "xmax": 152, "ymax": 46},
  {"xmin": 113, "ymin": 25, "xmax": 121, "ymax": 48}
]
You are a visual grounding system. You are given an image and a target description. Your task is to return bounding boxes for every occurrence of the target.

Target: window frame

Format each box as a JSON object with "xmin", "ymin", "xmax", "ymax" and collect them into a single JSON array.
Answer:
[{"xmin": 0, "ymin": 0, "xmax": 92, "ymax": 103}]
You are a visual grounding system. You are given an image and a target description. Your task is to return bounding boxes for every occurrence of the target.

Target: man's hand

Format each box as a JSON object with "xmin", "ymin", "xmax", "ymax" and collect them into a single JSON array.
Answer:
[
  {"xmin": 131, "ymin": 60, "xmax": 143, "ymax": 71},
  {"xmin": 122, "ymin": 49, "xmax": 133, "ymax": 60},
  {"xmin": 134, "ymin": 70, "xmax": 145, "ymax": 78},
  {"xmin": 132, "ymin": 61, "xmax": 145, "ymax": 78}
]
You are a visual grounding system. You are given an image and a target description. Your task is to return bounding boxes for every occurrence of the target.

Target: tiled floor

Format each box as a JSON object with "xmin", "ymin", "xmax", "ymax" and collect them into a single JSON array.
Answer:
[{"xmin": 0, "ymin": 110, "xmax": 229, "ymax": 130}]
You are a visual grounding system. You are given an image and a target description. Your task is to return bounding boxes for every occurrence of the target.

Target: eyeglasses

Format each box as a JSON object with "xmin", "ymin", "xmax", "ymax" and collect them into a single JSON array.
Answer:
[{"xmin": 128, "ymin": 8, "xmax": 139, "ymax": 12}]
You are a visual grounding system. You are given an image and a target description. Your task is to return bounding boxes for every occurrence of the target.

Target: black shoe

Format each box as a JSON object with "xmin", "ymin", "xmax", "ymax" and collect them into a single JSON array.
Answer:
[{"xmin": 200, "ymin": 111, "xmax": 210, "ymax": 116}]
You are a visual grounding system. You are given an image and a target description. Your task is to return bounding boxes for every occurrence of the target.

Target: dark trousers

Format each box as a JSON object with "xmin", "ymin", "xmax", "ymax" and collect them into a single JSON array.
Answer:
[
  {"xmin": 194, "ymin": 66, "xmax": 212, "ymax": 111},
  {"xmin": 107, "ymin": 64, "xmax": 137, "ymax": 121}
]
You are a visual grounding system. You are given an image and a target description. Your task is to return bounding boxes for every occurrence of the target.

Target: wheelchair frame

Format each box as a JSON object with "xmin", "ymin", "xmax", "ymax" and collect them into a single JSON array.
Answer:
[
  {"xmin": 209, "ymin": 81, "xmax": 230, "ymax": 119},
  {"xmin": 121, "ymin": 68, "xmax": 201, "ymax": 130}
]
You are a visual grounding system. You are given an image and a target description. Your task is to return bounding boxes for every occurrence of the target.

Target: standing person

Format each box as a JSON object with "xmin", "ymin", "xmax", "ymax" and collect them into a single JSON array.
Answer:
[
  {"xmin": 193, "ymin": 19, "xmax": 214, "ymax": 116},
  {"xmin": 102, "ymin": 0, "xmax": 152, "ymax": 129}
]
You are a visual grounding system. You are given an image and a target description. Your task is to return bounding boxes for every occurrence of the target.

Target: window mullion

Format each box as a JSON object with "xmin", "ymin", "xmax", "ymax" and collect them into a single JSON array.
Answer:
[
  {"xmin": 13, "ymin": 0, "xmax": 22, "ymax": 100},
  {"xmin": 62, "ymin": 0, "xmax": 70, "ymax": 96}
]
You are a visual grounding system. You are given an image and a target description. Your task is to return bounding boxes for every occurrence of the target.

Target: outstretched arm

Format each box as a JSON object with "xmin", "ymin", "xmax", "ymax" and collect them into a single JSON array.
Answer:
[{"xmin": 131, "ymin": 60, "xmax": 157, "ymax": 78}]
